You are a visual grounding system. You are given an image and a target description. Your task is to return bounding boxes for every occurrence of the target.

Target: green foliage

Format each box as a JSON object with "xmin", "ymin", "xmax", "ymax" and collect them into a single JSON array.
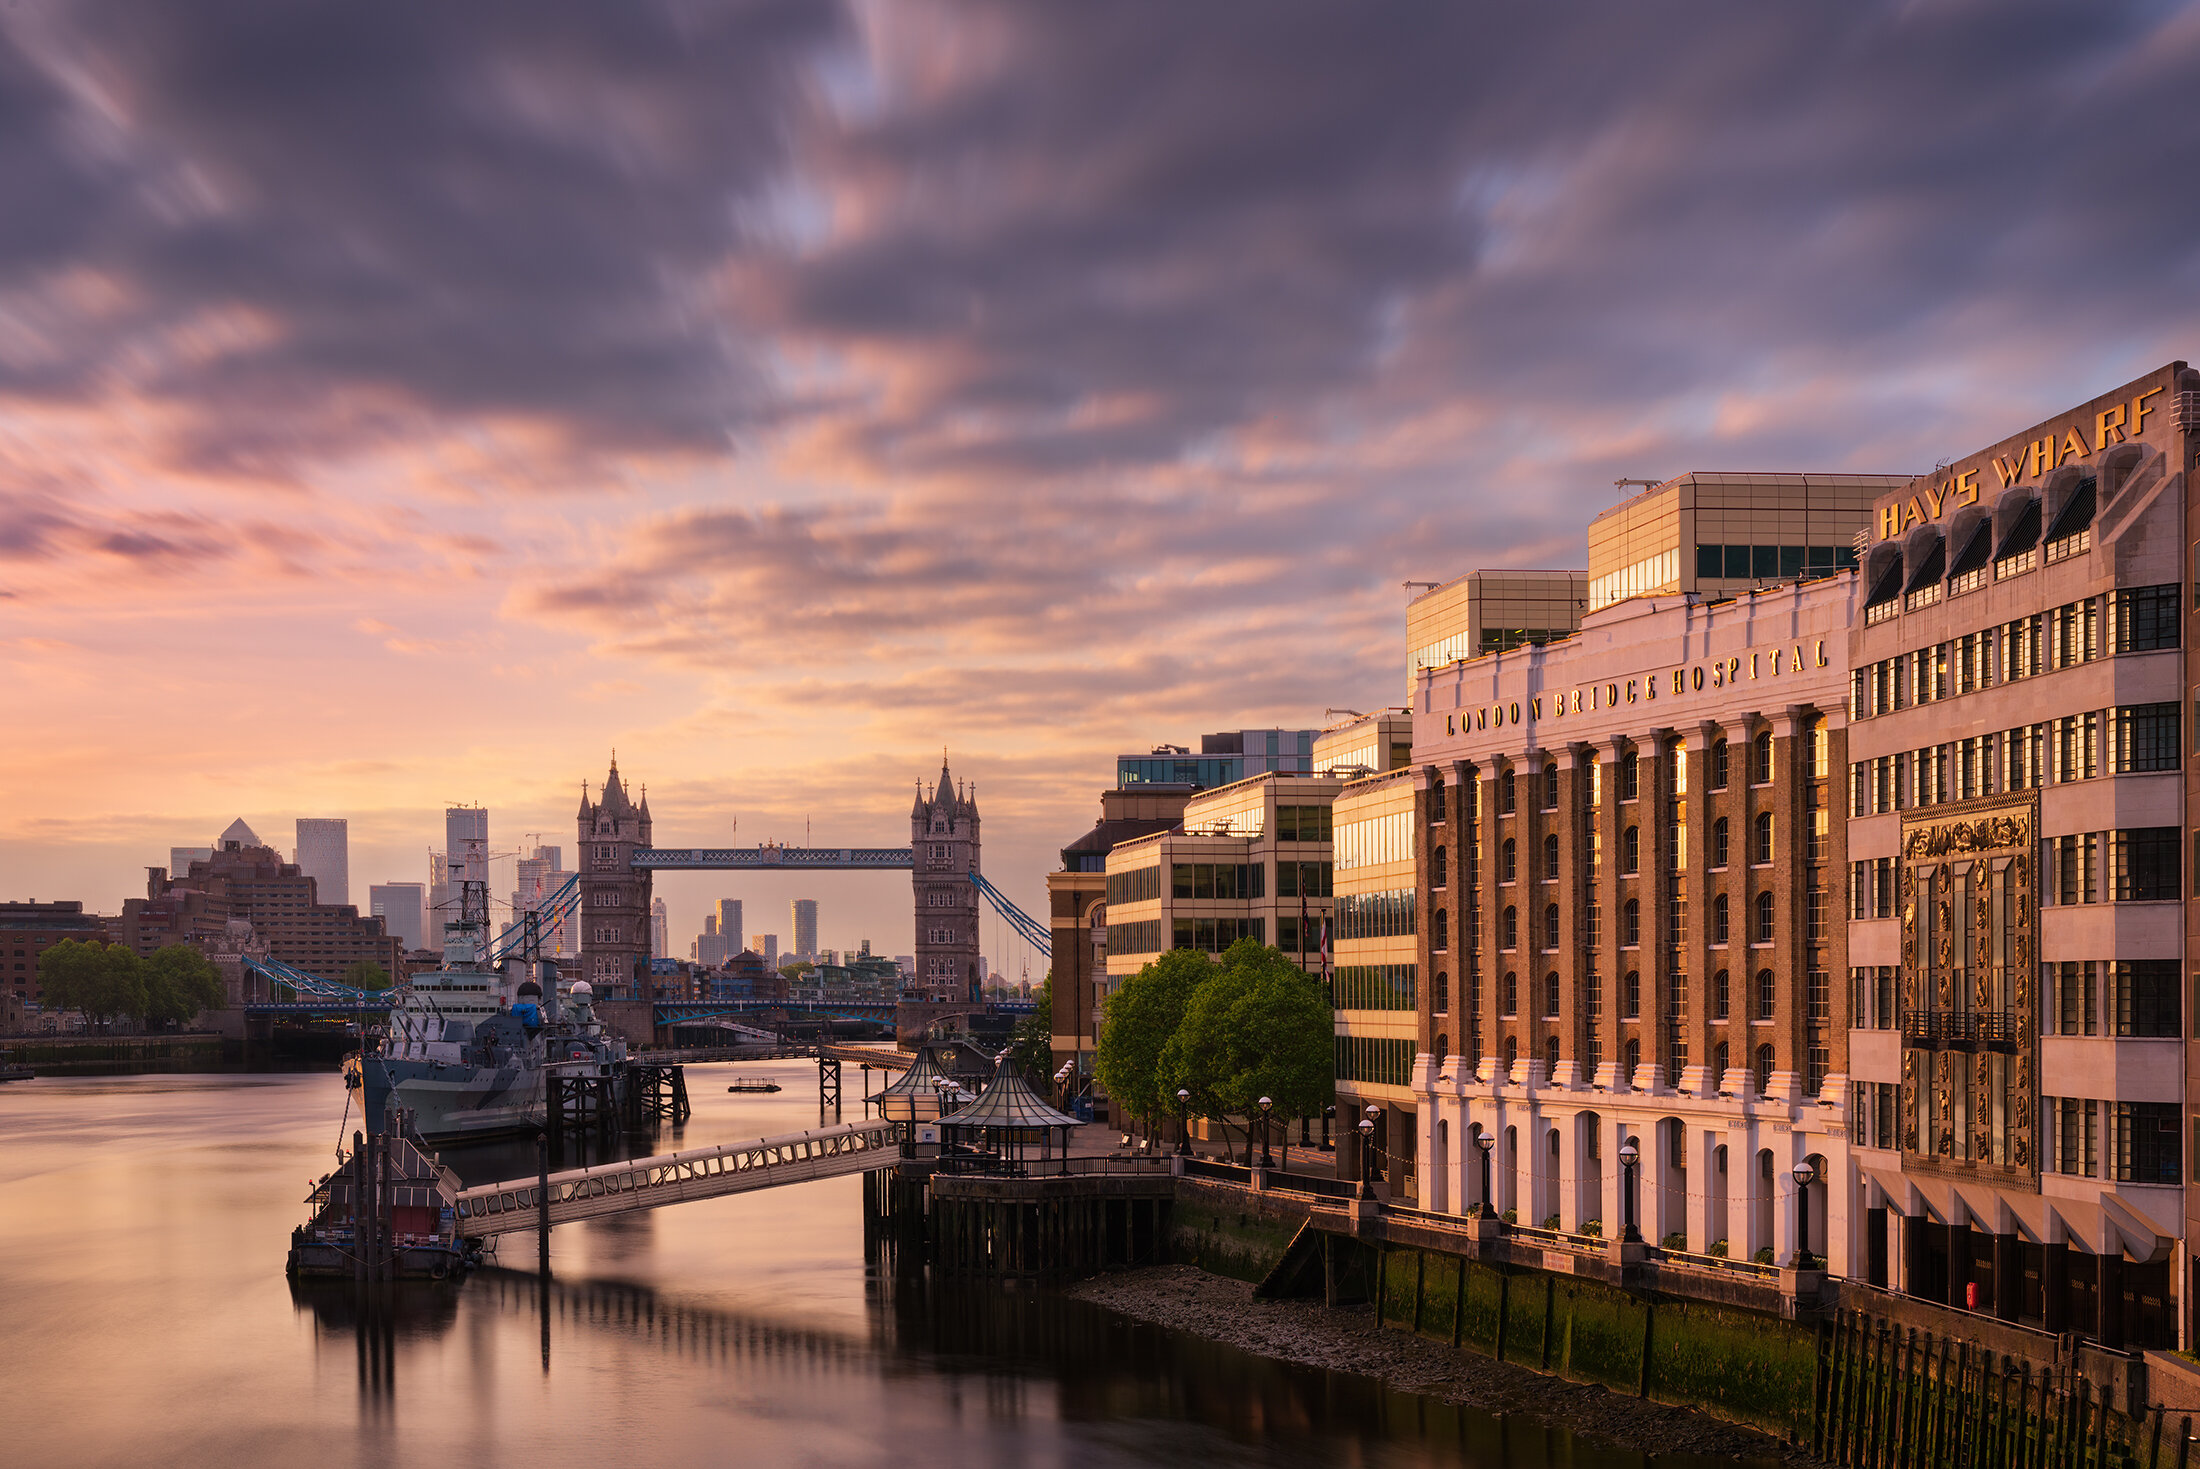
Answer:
[
  {"xmin": 779, "ymin": 960, "xmax": 815, "ymax": 980},
  {"xmin": 1156, "ymin": 940, "xmax": 1333, "ymax": 1129},
  {"xmin": 1751, "ymin": 1246, "xmax": 1775, "ymax": 1265},
  {"xmin": 143, "ymin": 945, "xmax": 227, "ymax": 1026},
  {"xmin": 36, "ymin": 939, "xmax": 146, "ymax": 1029},
  {"xmin": 342, "ymin": 960, "xmax": 392, "ymax": 992},
  {"xmin": 1661, "ymin": 1232, "xmax": 1689, "ymax": 1251},
  {"xmin": 1007, "ymin": 970, "xmax": 1052, "ymax": 1084},
  {"xmin": 1094, "ymin": 947, "xmax": 1210, "ymax": 1127}
]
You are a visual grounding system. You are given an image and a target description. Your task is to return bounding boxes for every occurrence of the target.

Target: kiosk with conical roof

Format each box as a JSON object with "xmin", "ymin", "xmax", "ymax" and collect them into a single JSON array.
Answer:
[
  {"xmin": 938, "ymin": 1051, "xmax": 1081, "ymax": 1173},
  {"xmin": 870, "ymin": 1044, "xmax": 969, "ymax": 1123}
]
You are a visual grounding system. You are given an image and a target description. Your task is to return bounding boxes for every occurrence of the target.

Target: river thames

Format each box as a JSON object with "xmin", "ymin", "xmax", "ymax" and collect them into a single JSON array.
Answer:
[{"xmin": 0, "ymin": 1061, "xmax": 1768, "ymax": 1467}]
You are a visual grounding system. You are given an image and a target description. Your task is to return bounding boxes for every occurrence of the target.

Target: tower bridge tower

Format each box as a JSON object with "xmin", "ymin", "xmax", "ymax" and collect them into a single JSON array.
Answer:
[
  {"xmin": 912, "ymin": 756, "xmax": 981, "ymax": 1003},
  {"xmin": 578, "ymin": 756, "xmax": 654, "ymax": 997}
]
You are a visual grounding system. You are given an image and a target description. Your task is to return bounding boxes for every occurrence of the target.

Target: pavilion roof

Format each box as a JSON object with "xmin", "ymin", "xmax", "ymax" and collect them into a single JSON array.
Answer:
[{"xmin": 939, "ymin": 1051, "xmax": 1080, "ymax": 1134}]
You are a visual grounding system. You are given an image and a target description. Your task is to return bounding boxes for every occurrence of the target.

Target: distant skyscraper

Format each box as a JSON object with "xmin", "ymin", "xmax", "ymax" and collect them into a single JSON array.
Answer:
[
  {"xmin": 442, "ymin": 806, "xmax": 490, "ymax": 958},
  {"xmin": 758, "ymin": 933, "xmax": 779, "ymax": 969},
  {"xmin": 512, "ymin": 843, "xmax": 573, "ymax": 956},
  {"xmin": 369, "ymin": 883, "xmax": 428, "ymax": 951},
  {"xmin": 651, "ymin": 898, "xmax": 669, "ymax": 959},
  {"xmin": 428, "ymin": 850, "xmax": 450, "ymax": 928},
  {"xmin": 169, "ymin": 847, "xmax": 211, "ymax": 878},
  {"xmin": 790, "ymin": 899, "xmax": 818, "ymax": 959},
  {"xmin": 294, "ymin": 818, "xmax": 350, "ymax": 907},
  {"xmin": 717, "ymin": 899, "xmax": 743, "ymax": 953}
]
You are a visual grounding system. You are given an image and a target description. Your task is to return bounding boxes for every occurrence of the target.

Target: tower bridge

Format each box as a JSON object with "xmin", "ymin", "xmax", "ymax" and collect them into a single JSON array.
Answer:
[{"xmin": 569, "ymin": 754, "xmax": 1045, "ymax": 1009}]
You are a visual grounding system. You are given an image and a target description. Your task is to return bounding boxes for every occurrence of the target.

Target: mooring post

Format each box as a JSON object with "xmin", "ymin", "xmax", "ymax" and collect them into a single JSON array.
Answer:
[
  {"xmin": 352, "ymin": 1128, "xmax": 369, "ymax": 1285},
  {"xmin": 536, "ymin": 1130, "xmax": 551, "ymax": 1277}
]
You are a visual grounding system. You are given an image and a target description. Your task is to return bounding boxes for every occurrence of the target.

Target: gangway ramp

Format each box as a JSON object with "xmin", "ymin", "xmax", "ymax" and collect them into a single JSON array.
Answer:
[{"xmin": 453, "ymin": 1119, "xmax": 902, "ymax": 1238}]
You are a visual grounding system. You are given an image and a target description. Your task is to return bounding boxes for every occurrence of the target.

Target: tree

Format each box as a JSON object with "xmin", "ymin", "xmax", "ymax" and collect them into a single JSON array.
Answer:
[
  {"xmin": 37, "ymin": 939, "xmax": 146, "ymax": 1032},
  {"xmin": 1094, "ymin": 947, "xmax": 1210, "ymax": 1139},
  {"xmin": 342, "ymin": 960, "xmax": 393, "ymax": 992},
  {"xmin": 1157, "ymin": 940, "xmax": 1333, "ymax": 1163},
  {"xmin": 779, "ymin": 959, "xmax": 815, "ymax": 981},
  {"xmin": 142, "ymin": 945, "xmax": 228, "ymax": 1027},
  {"xmin": 1007, "ymin": 970, "xmax": 1053, "ymax": 1087}
]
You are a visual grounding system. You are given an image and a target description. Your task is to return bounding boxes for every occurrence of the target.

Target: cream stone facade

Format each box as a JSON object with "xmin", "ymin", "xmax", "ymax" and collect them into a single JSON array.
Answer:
[
  {"xmin": 1410, "ymin": 575, "xmax": 1855, "ymax": 1267},
  {"xmin": 1846, "ymin": 362, "xmax": 2199, "ymax": 1350}
]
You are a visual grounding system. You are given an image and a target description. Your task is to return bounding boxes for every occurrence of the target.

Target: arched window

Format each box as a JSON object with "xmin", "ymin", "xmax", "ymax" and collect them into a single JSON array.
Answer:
[
  {"xmin": 1621, "ymin": 899, "xmax": 1641, "ymax": 947},
  {"xmin": 1754, "ymin": 1043, "xmax": 1776, "ymax": 1096},
  {"xmin": 1755, "ymin": 967, "xmax": 1776, "ymax": 1020},
  {"xmin": 1713, "ymin": 968, "xmax": 1731, "ymax": 1020},
  {"xmin": 1428, "ymin": 771, "xmax": 1447, "ymax": 825},
  {"xmin": 1500, "ymin": 838, "xmax": 1517, "ymax": 884},
  {"xmin": 1544, "ymin": 971, "xmax": 1560, "ymax": 1017},
  {"xmin": 1499, "ymin": 766, "xmax": 1517, "ymax": 814},
  {"xmin": 1542, "ymin": 833, "xmax": 1560, "ymax": 882},
  {"xmin": 1502, "ymin": 970, "xmax": 1519, "ymax": 1015},
  {"xmin": 1620, "ymin": 747, "xmax": 1640, "ymax": 801},
  {"xmin": 1433, "ymin": 972, "xmax": 1449, "ymax": 1014},
  {"xmin": 1752, "ymin": 730, "xmax": 1774, "ymax": 785},
  {"xmin": 1505, "ymin": 1035, "xmax": 1520, "ymax": 1069},
  {"xmin": 1711, "ymin": 893, "xmax": 1730, "ymax": 945},
  {"xmin": 1624, "ymin": 969, "xmax": 1641, "ymax": 1018},
  {"xmin": 1585, "ymin": 901, "xmax": 1601, "ymax": 950},
  {"xmin": 1501, "ymin": 906, "xmax": 1518, "ymax": 950},
  {"xmin": 1434, "ymin": 1033, "xmax": 1448, "ymax": 1064},
  {"xmin": 1714, "ymin": 1040, "xmax": 1731, "ymax": 1088},
  {"xmin": 1712, "ymin": 816, "xmax": 1730, "ymax": 868},
  {"xmin": 1543, "ymin": 1034, "xmax": 1560, "ymax": 1072},
  {"xmin": 1624, "ymin": 1036, "xmax": 1642, "ymax": 1079},
  {"xmin": 1542, "ymin": 763, "xmax": 1560, "ymax": 810},
  {"xmin": 1622, "ymin": 826, "xmax": 1640, "ymax": 873},
  {"xmin": 1432, "ymin": 907, "xmax": 1449, "ymax": 952},
  {"xmin": 1712, "ymin": 739, "xmax": 1730, "ymax": 789},
  {"xmin": 1754, "ymin": 891, "xmax": 1775, "ymax": 944},
  {"xmin": 1542, "ymin": 904, "xmax": 1560, "ymax": 951},
  {"xmin": 1752, "ymin": 811, "xmax": 1774, "ymax": 865},
  {"xmin": 1431, "ymin": 845, "xmax": 1447, "ymax": 888}
]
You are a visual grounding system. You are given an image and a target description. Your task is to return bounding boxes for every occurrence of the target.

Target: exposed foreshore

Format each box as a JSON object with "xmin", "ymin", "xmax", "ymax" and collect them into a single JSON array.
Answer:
[{"xmin": 1068, "ymin": 1263, "xmax": 1826, "ymax": 1466}]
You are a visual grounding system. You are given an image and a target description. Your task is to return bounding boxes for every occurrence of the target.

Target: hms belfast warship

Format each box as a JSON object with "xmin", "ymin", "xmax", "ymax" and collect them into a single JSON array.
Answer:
[{"xmin": 361, "ymin": 872, "xmax": 629, "ymax": 1143}]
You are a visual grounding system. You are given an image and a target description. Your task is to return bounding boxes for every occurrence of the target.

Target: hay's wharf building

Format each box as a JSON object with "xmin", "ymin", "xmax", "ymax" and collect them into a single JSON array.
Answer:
[{"xmin": 1397, "ymin": 364, "xmax": 2200, "ymax": 1350}]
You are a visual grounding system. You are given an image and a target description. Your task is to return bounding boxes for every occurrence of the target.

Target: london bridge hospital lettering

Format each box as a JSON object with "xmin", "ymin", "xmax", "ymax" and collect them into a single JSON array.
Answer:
[{"xmin": 1444, "ymin": 640, "xmax": 1830, "ymax": 735}]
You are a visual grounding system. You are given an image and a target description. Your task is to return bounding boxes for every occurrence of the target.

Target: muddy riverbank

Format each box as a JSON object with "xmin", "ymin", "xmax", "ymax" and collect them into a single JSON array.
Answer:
[{"xmin": 1068, "ymin": 1264, "xmax": 1831, "ymax": 1466}]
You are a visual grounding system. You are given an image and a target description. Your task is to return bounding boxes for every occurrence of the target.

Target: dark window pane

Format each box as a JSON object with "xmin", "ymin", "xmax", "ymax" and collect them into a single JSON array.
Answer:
[
  {"xmin": 1725, "ymin": 545, "xmax": 1752, "ymax": 578},
  {"xmin": 1697, "ymin": 544, "xmax": 1724, "ymax": 578},
  {"xmin": 1752, "ymin": 545, "xmax": 1778, "ymax": 578},
  {"xmin": 1780, "ymin": 545, "xmax": 1805, "ymax": 577}
]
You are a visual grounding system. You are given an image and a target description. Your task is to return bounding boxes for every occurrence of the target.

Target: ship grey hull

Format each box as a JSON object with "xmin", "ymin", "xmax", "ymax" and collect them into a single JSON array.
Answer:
[{"xmin": 365, "ymin": 1057, "xmax": 544, "ymax": 1142}]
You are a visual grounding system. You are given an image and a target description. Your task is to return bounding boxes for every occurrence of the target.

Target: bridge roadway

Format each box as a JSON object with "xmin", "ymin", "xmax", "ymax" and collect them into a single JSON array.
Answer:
[{"xmin": 454, "ymin": 1118, "xmax": 903, "ymax": 1238}]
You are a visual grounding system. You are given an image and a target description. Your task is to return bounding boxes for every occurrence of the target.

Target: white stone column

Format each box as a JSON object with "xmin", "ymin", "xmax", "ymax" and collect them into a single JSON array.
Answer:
[
  {"xmin": 1555, "ymin": 1105, "xmax": 1583, "ymax": 1232},
  {"xmin": 1688, "ymin": 1126, "xmax": 1717, "ymax": 1253},
  {"xmin": 1644, "ymin": 1119, "xmax": 1675, "ymax": 1245},
  {"xmin": 1730, "ymin": 1117, "xmax": 1760, "ymax": 1258},
  {"xmin": 1599, "ymin": 1113, "xmax": 1623, "ymax": 1237}
]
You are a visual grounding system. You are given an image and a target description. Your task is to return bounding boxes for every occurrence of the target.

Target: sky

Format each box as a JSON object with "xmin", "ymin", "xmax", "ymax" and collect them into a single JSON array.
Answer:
[{"xmin": 3, "ymin": 0, "xmax": 2199, "ymax": 967}]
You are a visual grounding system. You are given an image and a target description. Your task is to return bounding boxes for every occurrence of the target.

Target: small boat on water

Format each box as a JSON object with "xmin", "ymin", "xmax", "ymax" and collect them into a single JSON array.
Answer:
[
  {"xmin": 725, "ymin": 1078, "xmax": 782, "ymax": 1093},
  {"xmin": 0, "ymin": 1058, "xmax": 32, "ymax": 1083},
  {"xmin": 287, "ymin": 1113, "xmax": 480, "ymax": 1281}
]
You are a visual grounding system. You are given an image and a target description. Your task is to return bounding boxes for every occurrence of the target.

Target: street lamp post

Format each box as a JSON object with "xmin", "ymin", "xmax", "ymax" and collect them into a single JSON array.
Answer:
[
  {"xmin": 1476, "ymin": 1131, "xmax": 1495, "ymax": 1216},
  {"xmin": 1791, "ymin": 1159, "xmax": 1818, "ymax": 1267},
  {"xmin": 1176, "ymin": 1088, "xmax": 1192, "ymax": 1157},
  {"xmin": 1258, "ymin": 1096, "xmax": 1274, "ymax": 1169},
  {"xmin": 1617, "ymin": 1137, "xmax": 1641, "ymax": 1243},
  {"xmin": 1356, "ymin": 1117, "xmax": 1376, "ymax": 1199}
]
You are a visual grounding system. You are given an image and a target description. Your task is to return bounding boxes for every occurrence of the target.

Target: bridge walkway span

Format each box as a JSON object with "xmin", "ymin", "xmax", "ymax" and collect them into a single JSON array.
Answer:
[{"xmin": 454, "ymin": 1119, "xmax": 901, "ymax": 1239}]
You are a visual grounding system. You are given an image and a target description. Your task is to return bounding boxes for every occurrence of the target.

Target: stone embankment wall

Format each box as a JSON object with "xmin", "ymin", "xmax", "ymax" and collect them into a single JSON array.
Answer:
[{"xmin": 5, "ymin": 1033, "xmax": 226, "ymax": 1074}]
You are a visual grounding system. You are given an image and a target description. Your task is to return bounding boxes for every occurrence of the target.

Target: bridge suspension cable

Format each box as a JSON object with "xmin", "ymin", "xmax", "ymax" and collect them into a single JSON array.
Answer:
[
  {"xmin": 489, "ymin": 872, "xmax": 581, "ymax": 965},
  {"xmin": 968, "ymin": 870, "xmax": 1050, "ymax": 959}
]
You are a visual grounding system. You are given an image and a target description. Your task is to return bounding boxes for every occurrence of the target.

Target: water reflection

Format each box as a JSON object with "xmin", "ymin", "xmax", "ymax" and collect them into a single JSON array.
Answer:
[
  {"xmin": 4, "ymin": 1071, "xmax": 1769, "ymax": 1468},
  {"xmin": 287, "ymin": 1263, "xmax": 1760, "ymax": 1469}
]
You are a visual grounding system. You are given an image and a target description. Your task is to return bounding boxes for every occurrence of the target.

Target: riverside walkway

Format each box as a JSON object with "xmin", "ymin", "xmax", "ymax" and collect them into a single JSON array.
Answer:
[{"xmin": 454, "ymin": 1119, "xmax": 903, "ymax": 1238}]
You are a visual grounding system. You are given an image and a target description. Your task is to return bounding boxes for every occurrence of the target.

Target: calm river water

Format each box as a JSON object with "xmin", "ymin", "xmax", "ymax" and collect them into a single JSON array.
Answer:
[{"xmin": 0, "ymin": 1061, "xmax": 1765, "ymax": 1468}]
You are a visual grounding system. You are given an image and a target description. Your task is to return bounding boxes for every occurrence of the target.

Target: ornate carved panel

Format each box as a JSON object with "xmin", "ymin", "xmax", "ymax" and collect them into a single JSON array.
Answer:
[{"xmin": 1895, "ymin": 793, "xmax": 2037, "ymax": 1190}]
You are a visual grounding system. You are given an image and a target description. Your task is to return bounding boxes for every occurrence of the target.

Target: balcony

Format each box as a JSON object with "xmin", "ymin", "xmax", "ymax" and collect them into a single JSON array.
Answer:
[{"xmin": 1900, "ymin": 1009, "xmax": 2021, "ymax": 1052}]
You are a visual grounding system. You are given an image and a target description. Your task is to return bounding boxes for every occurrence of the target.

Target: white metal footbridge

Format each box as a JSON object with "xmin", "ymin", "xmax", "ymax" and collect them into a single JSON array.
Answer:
[{"xmin": 453, "ymin": 1119, "xmax": 902, "ymax": 1239}]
